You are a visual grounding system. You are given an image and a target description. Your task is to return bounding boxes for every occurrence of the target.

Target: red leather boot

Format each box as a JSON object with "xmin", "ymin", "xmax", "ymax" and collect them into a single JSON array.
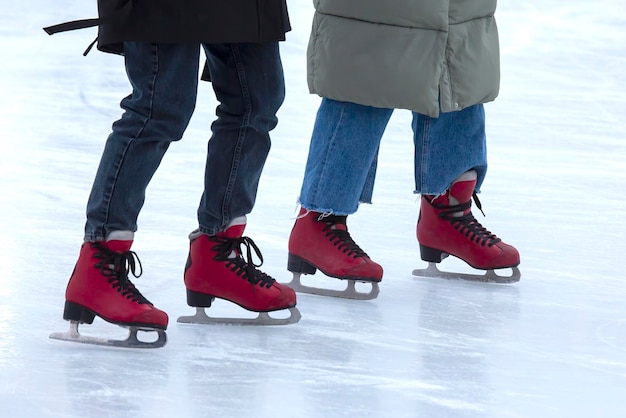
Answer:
[
  {"xmin": 52, "ymin": 239, "xmax": 169, "ymax": 348},
  {"xmin": 417, "ymin": 171, "xmax": 520, "ymax": 273},
  {"xmin": 181, "ymin": 218, "xmax": 300, "ymax": 325},
  {"xmin": 288, "ymin": 208, "xmax": 383, "ymax": 282}
]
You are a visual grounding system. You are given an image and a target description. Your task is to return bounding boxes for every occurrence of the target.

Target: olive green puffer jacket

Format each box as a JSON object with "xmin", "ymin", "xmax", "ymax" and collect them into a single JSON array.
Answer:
[{"xmin": 307, "ymin": 0, "xmax": 500, "ymax": 117}]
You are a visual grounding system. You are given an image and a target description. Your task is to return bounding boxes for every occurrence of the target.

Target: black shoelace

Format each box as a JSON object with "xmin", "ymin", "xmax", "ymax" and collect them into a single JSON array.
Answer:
[
  {"xmin": 318, "ymin": 215, "xmax": 370, "ymax": 259},
  {"xmin": 91, "ymin": 242, "xmax": 152, "ymax": 305},
  {"xmin": 436, "ymin": 194, "xmax": 501, "ymax": 247},
  {"xmin": 211, "ymin": 236, "xmax": 276, "ymax": 289}
]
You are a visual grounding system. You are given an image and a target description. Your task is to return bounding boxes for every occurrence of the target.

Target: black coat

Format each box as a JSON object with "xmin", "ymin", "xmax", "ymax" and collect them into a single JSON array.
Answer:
[{"xmin": 97, "ymin": 0, "xmax": 291, "ymax": 54}]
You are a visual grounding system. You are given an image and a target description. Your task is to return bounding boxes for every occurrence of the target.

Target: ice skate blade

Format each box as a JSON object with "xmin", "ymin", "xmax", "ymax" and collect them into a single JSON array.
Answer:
[
  {"xmin": 177, "ymin": 306, "xmax": 301, "ymax": 326},
  {"xmin": 49, "ymin": 321, "xmax": 167, "ymax": 349},
  {"xmin": 284, "ymin": 273, "xmax": 380, "ymax": 300},
  {"xmin": 412, "ymin": 262, "xmax": 521, "ymax": 284}
]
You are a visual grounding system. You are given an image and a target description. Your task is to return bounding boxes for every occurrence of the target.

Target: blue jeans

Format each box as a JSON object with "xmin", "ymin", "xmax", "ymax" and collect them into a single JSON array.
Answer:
[
  {"xmin": 298, "ymin": 99, "xmax": 487, "ymax": 215},
  {"xmin": 85, "ymin": 42, "xmax": 285, "ymax": 241}
]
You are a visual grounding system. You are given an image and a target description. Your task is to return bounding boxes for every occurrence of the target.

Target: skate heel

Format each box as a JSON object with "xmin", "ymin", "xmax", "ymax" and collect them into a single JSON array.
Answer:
[
  {"xmin": 419, "ymin": 245, "xmax": 448, "ymax": 263},
  {"xmin": 62, "ymin": 301, "xmax": 96, "ymax": 324},
  {"xmin": 186, "ymin": 289, "xmax": 216, "ymax": 308},
  {"xmin": 287, "ymin": 254, "xmax": 317, "ymax": 275}
]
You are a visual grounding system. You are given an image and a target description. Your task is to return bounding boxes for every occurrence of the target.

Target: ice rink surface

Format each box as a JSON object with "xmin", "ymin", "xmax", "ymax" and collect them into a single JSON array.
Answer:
[{"xmin": 1, "ymin": 1, "xmax": 625, "ymax": 417}]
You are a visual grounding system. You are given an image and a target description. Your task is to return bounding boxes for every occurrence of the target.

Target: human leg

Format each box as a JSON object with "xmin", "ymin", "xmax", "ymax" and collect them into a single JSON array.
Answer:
[
  {"xmin": 197, "ymin": 42, "xmax": 285, "ymax": 233},
  {"xmin": 181, "ymin": 42, "xmax": 299, "ymax": 322},
  {"xmin": 298, "ymin": 98, "xmax": 393, "ymax": 214},
  {"xmin": 412, "ymin": 104, "xmax": 487, "ymax": 195},
  {"xmin": 287, "ymin": 100, "xmax": 392, "ymax": 298},
  {"xmin": 412, "ymin": 105, "xmax": 520, "ymax": 280},
  {"xmin": 56, "ymin": 43, "xmax": 201, "ymax": 347},
  {"xmin": 85, "ymin": 42, "xmax": 200, "ymax": 240}
]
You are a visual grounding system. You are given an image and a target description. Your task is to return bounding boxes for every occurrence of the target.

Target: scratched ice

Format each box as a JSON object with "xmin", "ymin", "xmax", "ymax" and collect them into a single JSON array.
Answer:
[{"xmin": 1, "ymin": 1, "xmax": 625, "ymax": 417}]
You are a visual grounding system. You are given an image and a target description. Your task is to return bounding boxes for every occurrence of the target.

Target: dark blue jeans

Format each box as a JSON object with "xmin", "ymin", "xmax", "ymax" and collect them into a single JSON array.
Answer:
[{"xmin": 84, "ymin": 42, "xmax": 285, "ymax": 241}]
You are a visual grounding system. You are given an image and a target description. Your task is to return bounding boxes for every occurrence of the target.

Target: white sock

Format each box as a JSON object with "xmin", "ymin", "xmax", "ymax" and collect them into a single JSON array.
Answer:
[
  {"xmin": 106, "ymin": 230, "xmax": 134, "ymax": 241},
  {"xmin": 227, "ymin": 216, "xmax": 247, "ymax": 228}
]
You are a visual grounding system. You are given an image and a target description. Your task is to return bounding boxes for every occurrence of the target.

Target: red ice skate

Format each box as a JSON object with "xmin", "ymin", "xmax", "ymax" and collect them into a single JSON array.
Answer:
[
  {"xmin": 286, "ymin": 208, "xmax": 382, "ymax": 299},
  {"xmin": 414, "ymin": 170, "xmax": 521, "ymax": 283},
  {"xmin": 178, "ymin": 218, "xmax": 300, "ymax": 325},
  {"xmin": 50, "ymin": 240, "xmax": 169, "ymax": 348}
]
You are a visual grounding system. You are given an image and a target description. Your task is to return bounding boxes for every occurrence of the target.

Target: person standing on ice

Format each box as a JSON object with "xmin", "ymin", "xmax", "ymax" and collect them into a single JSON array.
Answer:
[
  {"xmin": 45, "ymin": 1, "xmax": 300, "ymax": 348},
  {"xmin": 286, "ymin": 0, "xmax": 520, "ymax": 299}
]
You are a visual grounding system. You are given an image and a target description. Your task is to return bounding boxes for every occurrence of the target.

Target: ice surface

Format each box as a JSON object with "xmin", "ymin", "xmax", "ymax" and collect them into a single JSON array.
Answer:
[{"xmin": 1, "ymin": 1, "xmax": 625, "ymax": 417}]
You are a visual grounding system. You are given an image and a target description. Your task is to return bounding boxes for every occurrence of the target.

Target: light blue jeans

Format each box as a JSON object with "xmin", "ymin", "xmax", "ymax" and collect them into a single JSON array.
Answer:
[
  {"xmin": 298, "ymin": 99, "xmax": 487, "ymax": 215},
  {"xmin": 84, "ymin": 42, "xmax": 285, "ymax": 241}
]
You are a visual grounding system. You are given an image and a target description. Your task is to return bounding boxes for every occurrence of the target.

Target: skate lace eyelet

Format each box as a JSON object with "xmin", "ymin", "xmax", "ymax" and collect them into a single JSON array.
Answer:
[
  {"xmin": 443, "ymin": 205, "xmax": 501, "ymax": 247},
  {"xmin": 91, "ymin": 242, "xmax": 153, "ymax": 305},
  {"xmin": 212, "ymin": 236, "xmax": 276, "ymax": 288},
  {"xmin": 321, "ymin": 220, "xmax": 369, "ymax": 259}
]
